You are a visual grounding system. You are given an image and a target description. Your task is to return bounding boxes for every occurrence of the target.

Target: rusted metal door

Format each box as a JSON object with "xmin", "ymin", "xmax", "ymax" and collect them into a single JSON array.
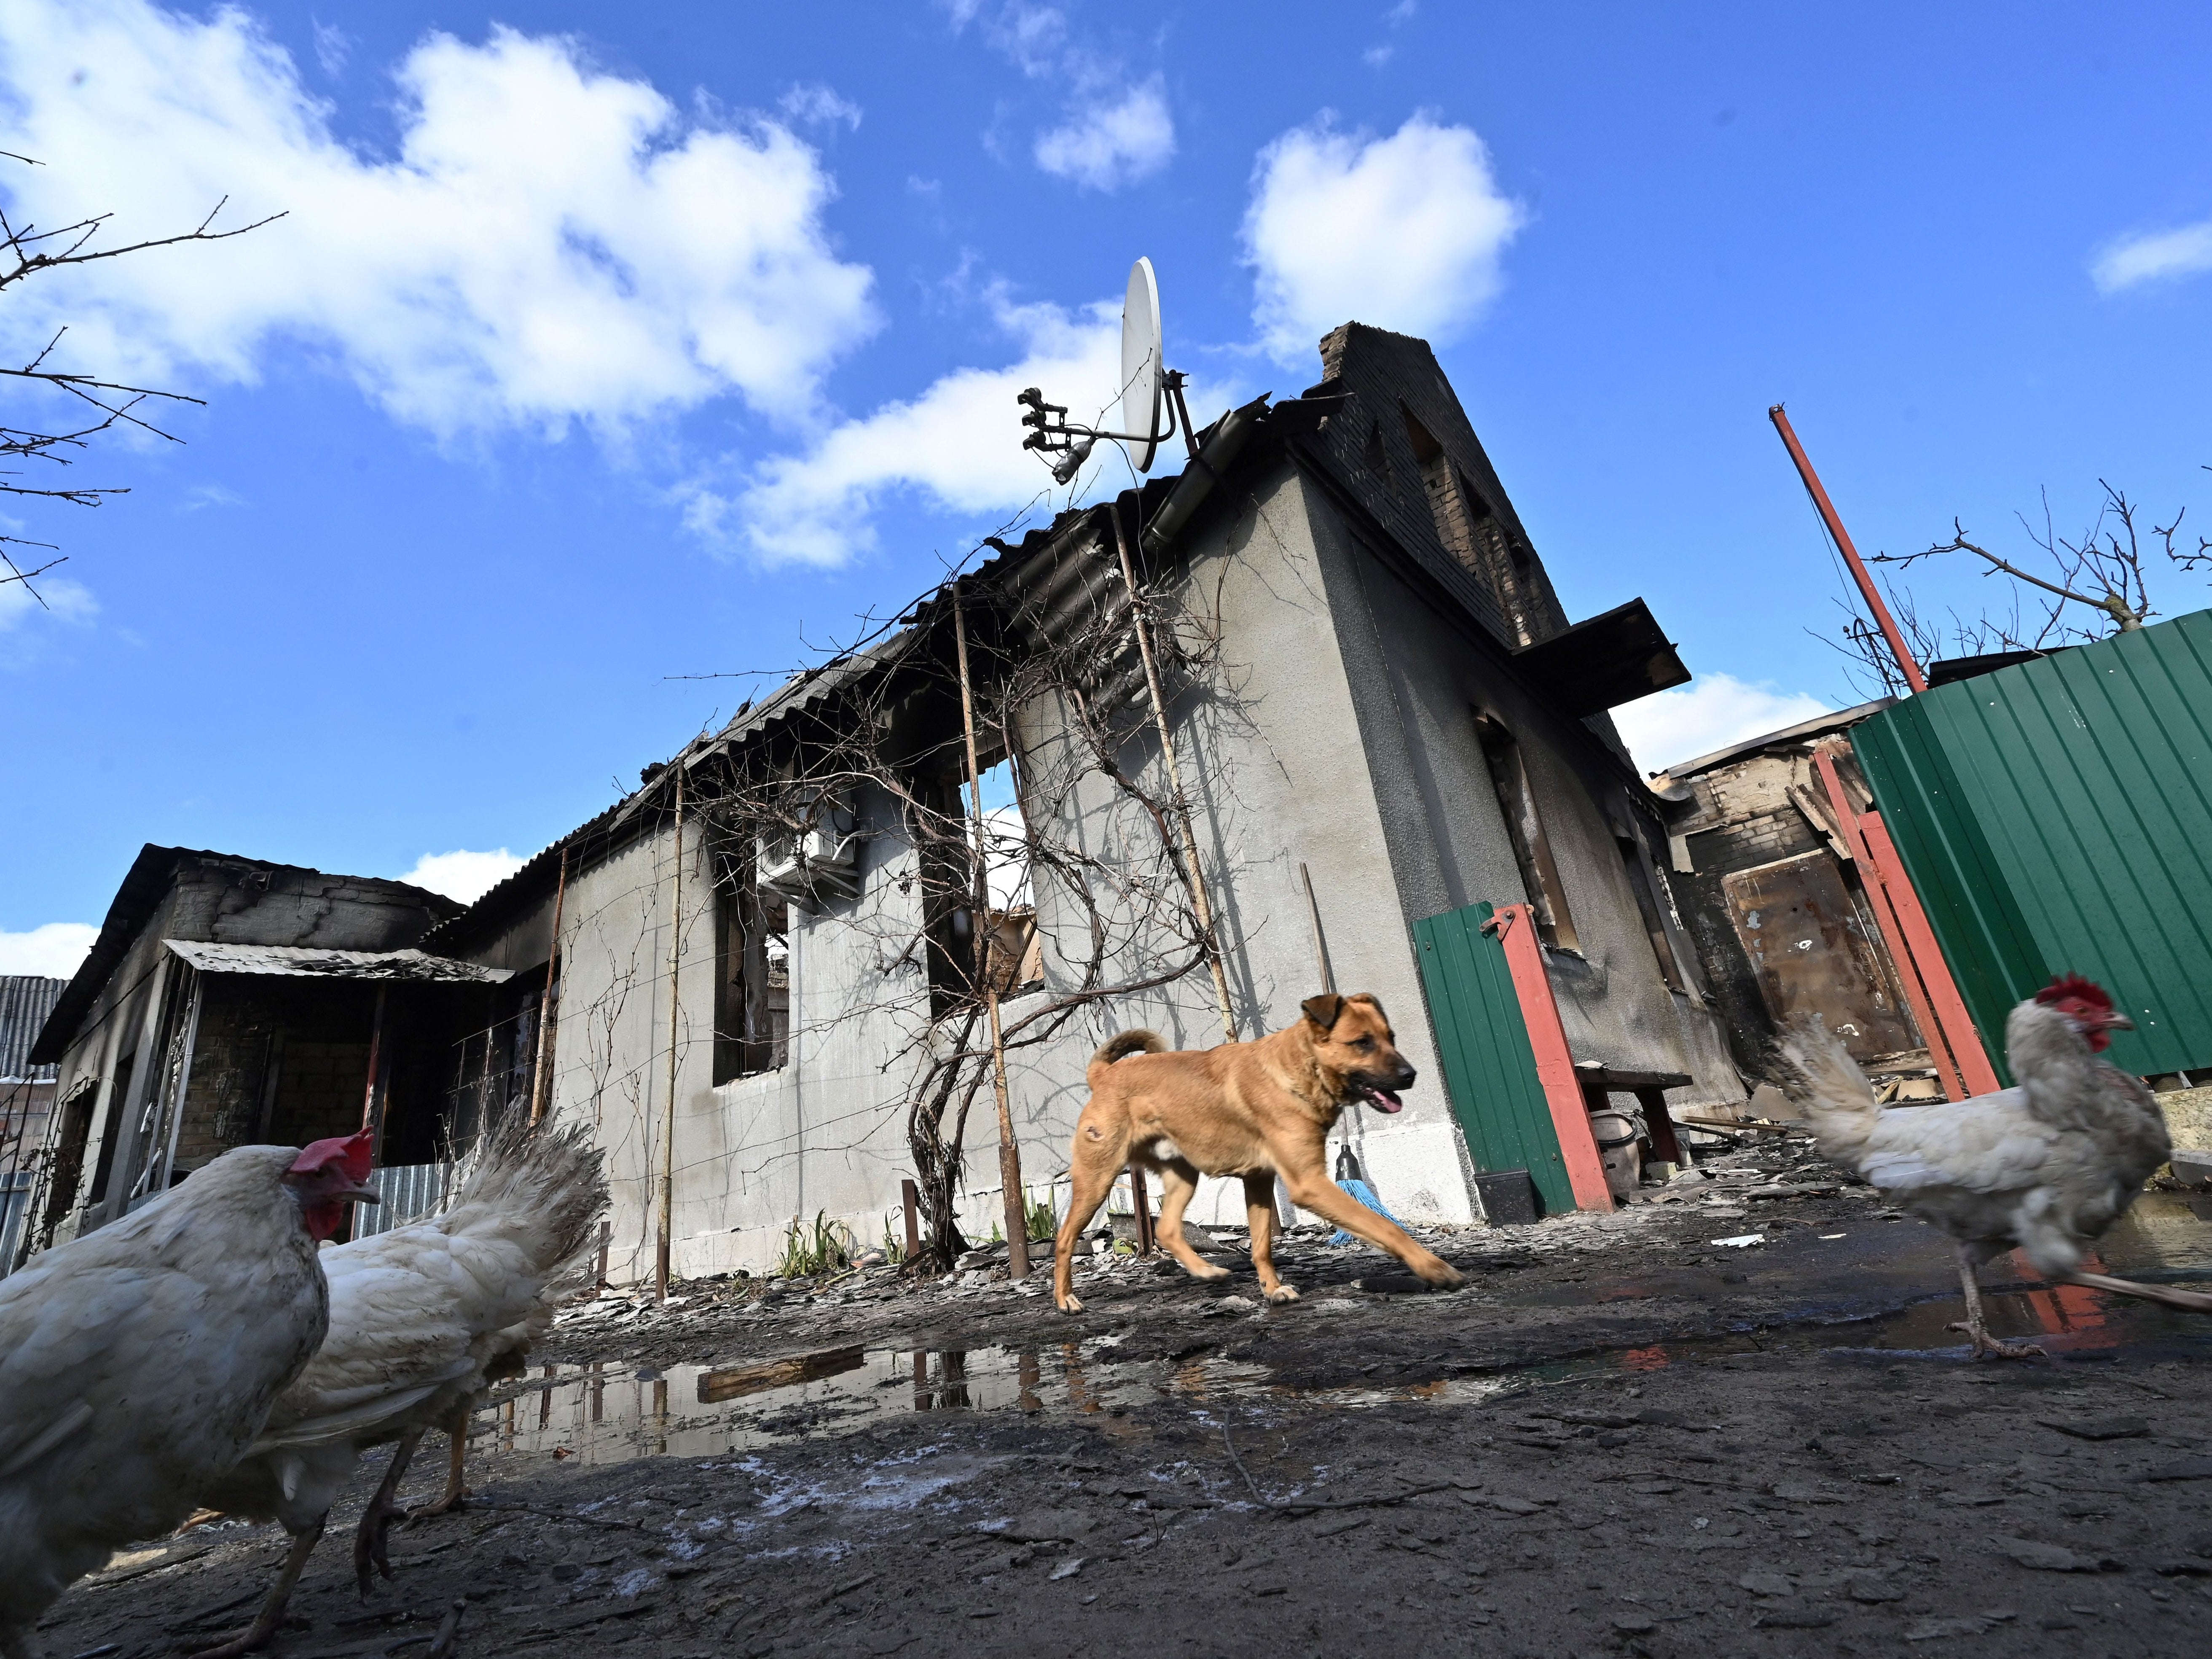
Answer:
[{"xmin": 1721, "ymin": 851, "xmax": 1921, "ymax": 1062}]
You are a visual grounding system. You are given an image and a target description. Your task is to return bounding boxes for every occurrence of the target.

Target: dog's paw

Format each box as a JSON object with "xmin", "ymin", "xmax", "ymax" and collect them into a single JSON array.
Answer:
[
  {"xmin": 1188, "ymin": 1261, "xmax": 1233, "ymax": 1283},
  {"xmin": 1264, "ymin": 1283, "xmax": 1301, "ymax": 1305},
  {"xmin": 1056, "ymin": 1293, "xmax": 1086, "ymax": 1314},
  {"xmin": 1412, "ymin": 1257, "xmax": 1464, "ymax": 1289}
]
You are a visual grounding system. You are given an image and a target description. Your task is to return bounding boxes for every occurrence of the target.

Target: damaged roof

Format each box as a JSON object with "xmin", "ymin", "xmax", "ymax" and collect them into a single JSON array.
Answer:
[
  {"xmin": 163, "ymin": 941, "xmax": 514, "ymax": 984},
  {"xmin": 32, "ymin": 846, "xmax": 462, "ymax": 1066}
]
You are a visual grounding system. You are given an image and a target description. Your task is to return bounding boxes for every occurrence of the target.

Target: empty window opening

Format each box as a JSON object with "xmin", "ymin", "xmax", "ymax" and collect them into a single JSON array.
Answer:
[
  {"xmin": 86, "ymin": 1053, "xmax": 132, "ymax": 1204},
  {"xmin": 925, "ymin": 756, "xmax": 1042, "ymax": 1016},
  {"xmin": 1476, "ymin": 715, "xmax": 1579, "ymax": 952},
  {"xmin": 715, "ymin": 851, "xmax": 790, "ymax": 1083},
  {"xmin": 1616, "ymin": 831, "xmax": 1685, "ymax": 989}
]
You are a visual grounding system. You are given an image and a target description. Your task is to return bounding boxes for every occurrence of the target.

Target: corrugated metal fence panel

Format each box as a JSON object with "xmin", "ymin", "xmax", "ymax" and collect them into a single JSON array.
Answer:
[
  {"xmin": 1412, "ymin": 900, "xmax": 1574, "ymax": 1215},
  {"xmin": 352, "ymin": 1162, "xmax": 450, "ymax": 1238},
  {"xmin": 0, "ymin": 976, "xmax": 65, "ymax": 1081},
  {"xmin": 1854, "ymin": 608, "xmax": 2212, "ymax": 1078}
]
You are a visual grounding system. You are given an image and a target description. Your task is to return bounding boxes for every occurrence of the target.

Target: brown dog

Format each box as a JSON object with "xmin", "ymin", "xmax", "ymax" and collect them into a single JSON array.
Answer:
[{"xmin": 1051, "ymin": 992, "xmax": 1465, "ymax": 1313}]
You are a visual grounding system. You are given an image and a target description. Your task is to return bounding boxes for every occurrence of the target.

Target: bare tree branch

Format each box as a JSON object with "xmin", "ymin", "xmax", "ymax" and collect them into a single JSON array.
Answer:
[{"xmin": 0, "ymin": 155, "xmax": 279, "ymax": 605}]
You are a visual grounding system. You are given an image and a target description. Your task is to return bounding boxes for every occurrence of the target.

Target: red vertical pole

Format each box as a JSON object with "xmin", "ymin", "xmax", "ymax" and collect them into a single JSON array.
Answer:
[
  {"xmin": 1483, "ymin": 904, "xmax": 1613, "ymax": 1213},
  {"xmin": 1812, "ymin": 749, "xmax": 2002, "ymax": 1097},
  {"xmin": 1769, "ymin": 406, "xmax": 1929, "ymax": 694}
]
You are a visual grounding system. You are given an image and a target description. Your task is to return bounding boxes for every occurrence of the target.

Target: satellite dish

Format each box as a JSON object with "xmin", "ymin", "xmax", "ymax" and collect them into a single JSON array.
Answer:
[{"xmin": 1121, "ymin": 257, "xmax": 1163, "ymax": 473}]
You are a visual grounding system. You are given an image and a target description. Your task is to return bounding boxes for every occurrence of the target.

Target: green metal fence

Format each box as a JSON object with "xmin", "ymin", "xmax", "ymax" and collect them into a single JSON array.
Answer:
[
  {"xmin": 1411, "ymin": 900, "xmax": 1575, "ymax": 1214},
  {"xmin": 1851, "ymin": 607, "xmax": 2212, "ymax": 1081}
]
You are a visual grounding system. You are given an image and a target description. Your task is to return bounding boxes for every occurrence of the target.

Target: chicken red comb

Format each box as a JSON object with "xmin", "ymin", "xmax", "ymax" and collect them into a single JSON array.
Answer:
[
  {"xmin": 290, "ymin": 1129, "xmax": 374, "ymax": 1182},
  {"xmin": 2036, "ymin": 973, "xmax": 2113, "ymax": 1011}
]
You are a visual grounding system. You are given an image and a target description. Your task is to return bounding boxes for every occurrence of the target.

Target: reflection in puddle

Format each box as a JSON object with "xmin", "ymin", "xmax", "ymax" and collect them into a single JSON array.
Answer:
[
  {"xmin": 481, "ymin": 1205, "xmax": 2211, "ymax": 1463},
  {"xmin": 474, "ymin": 1340, "xmax": 1547, "ymax": 1465}
]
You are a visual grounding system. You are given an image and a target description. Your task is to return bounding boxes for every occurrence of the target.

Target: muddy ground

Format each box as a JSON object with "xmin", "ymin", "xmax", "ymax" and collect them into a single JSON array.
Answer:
[{"xmin": 42, "ymin": 1136, "xmax": 2212, "ymax": 1659}]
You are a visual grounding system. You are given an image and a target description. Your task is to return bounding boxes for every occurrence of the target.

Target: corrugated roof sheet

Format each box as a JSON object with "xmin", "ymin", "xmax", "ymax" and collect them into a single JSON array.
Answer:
[
  {"xmin": 1, "ymin": 976, "xmax": 65, "ymax": 1082},
  {"xmin": 163, "ymin": 941, "xmax": 514, "ymax": 984}
]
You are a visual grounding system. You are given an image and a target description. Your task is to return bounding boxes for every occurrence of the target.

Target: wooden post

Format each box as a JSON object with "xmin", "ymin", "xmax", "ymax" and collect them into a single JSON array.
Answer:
[
  {"xmin": 359, "ymin": 985, "xmax": 387, "ymax": 1139},
  {"xmin": 528, "ymin": 846, "xmax": 569, "ymax": 1125},
  {"xmin": 592, "ymin": 1219, "xmax": 610, "ymax": 1299},
  {"xmin": 657, "ymin": 769, "xmax": 685, "ymax": 1304},
  {"xmin": 900, "ymin": 1177, "xmax": 922, "ymax": 1262},
  {"xmin": 951, "ymin": 587, "xmax": 1031, "ymax": 1280},
  {"xmin": 1108, "ymin": 500, "xmax": 1239, "ymax": 1046},
  {"xmin": 1299, "ymin": 860, "xmax": 1334, "ymax": 995},
  {"xmin": 1128, "ymin": 1167, "xmax": 1156, "ymax": 1256},
  {"xmin": 1482, "ymin": 904, "xmax": 1614, "ymax": 1213}
]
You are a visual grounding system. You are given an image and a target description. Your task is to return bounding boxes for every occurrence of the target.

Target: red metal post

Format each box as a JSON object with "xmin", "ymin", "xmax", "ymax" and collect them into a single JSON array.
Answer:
[
  {"xmin": 1812, "ymin": 749, "xmax": 2002, "ymax": 1098},
  {"xmin": 1484, "ymin": 904, "xmax": 1614, "ymax": 1213},
  {"xmin": 1769, "ymin": 406, "xmax": 1929, "ymax": 694}
]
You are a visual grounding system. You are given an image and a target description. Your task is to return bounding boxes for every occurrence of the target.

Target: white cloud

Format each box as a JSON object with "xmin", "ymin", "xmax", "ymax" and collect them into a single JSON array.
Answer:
[
  {"xmin": 0, "ymin": 571, "xmax": 98, "ymax": 632},
  {"xmin": 1243, "ymin": 113, "xmax": 1524, "ymax": 364},
  {"xmin": 949, "ymin": 3, "xmax": 1173, "ymax": 191},
  {"xmin": 0, "ymin": 922, "xmax": 99, "ymax": 979},
  {"xmin": 2091, "ymin": 218, "xmax": 2212, "ymax": 293},
  {"xmin": 1610, "ymin": 674, "xmax": 1834, "ymax": 776},
  {"xmin": 401, "ymin": 848, "xmax": 526, "ymax": 903},
  {"xmin": 312, "ymin": 19, "xmax": 351, "ymax": 77},
  {"xmin": 703, "ymin": 291, "xmax": 1142, "ymax": 566},
  {"xmin": 0, "ymin": 1, "xmax": 878, "ymax": 439},
  {"xmin": 1034, "ymin": 77, "xmax": 1175, "ymax": 192},
  {"xmin": 779, "ymin": 83, "xmax": 862, "ymax": 132}
]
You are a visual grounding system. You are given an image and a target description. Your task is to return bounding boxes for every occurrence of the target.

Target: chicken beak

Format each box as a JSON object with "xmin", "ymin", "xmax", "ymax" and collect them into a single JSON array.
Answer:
[
  {"xmin": 2105, "ymin": 1011, "xmax": 2134, "ymax": 1033},
  {"xmin": 337, "ymin": 1180, "xmax": 381, "ymax": 1206}
]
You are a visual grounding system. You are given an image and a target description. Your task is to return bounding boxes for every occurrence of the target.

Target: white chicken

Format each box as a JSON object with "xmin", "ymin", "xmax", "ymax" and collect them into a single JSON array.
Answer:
[
  {"xmin": 1782, "ymin": 973, "xmax": 2212, "ymax": 1358},
  {"xmin": 0, "ymin": 1133, "xmax": 379, "ymax": 1659},
  {"xmin": 190, "ymin": 1116, "xmax": 606, "ymax": 1656}
]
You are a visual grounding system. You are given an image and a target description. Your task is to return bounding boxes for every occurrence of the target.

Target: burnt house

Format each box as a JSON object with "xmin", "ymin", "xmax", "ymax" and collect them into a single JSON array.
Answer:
[
  {"xmin": 1647, "ymin": 702, "xmax": 1947, "ymax": 1097},
  {"xmin": 419, "ymin": 323, "xmax": 1748, "ymax": 1279},
  {"xmin": 25, "ymin": 848, "xmax": 507, "ymax": 1246}
]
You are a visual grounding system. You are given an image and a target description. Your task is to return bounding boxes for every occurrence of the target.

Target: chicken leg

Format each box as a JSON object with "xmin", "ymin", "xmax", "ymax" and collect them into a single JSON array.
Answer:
[
  {"xmin": 1945, "ymin": 1245, "xmax": 2046, "ymax": 1360},
  {"xmin": 408, "ymin": 1400, "xmax": 476, "ymax": 1518},
  {"xmin": 353, "ymin": 1426, "xmax": 423, "ymax": 1594},
  {"xmin": 188, "ymin": 1516, "xmax": 324, "ymax": 1658}
]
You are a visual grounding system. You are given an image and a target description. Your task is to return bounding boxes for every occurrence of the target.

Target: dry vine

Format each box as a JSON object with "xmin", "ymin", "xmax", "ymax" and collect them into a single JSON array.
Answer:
[{"xmin": 682, "ymin": 519, "xmax": 1234, "ymax": 1269}]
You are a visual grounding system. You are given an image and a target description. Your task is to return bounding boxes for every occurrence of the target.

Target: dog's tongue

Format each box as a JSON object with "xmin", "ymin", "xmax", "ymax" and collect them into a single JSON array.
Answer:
[{"xmin": 1368, "ymin": 1087, "xmax": 1404, "ymax": 1114}]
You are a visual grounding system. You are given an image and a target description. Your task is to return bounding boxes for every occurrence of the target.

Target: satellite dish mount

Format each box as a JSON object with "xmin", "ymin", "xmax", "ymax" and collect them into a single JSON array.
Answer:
[{"xmin": 1019, "ymin": 256, "xmax": 1190, "ymax": 486}]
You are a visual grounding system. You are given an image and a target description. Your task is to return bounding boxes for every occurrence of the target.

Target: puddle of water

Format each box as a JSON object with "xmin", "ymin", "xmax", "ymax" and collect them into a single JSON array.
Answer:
[
  {"xmin": 481, "ymin": 1199, "xmax": 2212, "ymax": 1461},
  {"xmin": 475, "ymin": 1344, "xmax": 1173, "ymax": 1465}
]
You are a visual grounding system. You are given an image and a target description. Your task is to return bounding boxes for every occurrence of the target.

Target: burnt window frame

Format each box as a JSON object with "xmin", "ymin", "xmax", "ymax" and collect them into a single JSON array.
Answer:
[{"xmin": 1474, "ymin": 712, "xmax": 1581, "ymax": 953}]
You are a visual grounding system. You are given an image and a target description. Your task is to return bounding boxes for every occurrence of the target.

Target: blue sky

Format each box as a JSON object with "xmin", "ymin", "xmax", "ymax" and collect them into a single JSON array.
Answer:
[{"xmin": 5, "ymin": 1, "xmax": 2212, "ymax": 975}]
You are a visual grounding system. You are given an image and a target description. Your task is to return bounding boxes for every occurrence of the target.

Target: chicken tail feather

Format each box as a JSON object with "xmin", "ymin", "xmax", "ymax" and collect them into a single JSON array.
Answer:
[
  {"xmin": 1774, "ymin": 1015, "xmax": 1883, "ymax": 1168},
  {"xmin": 437, "ymin": 1113, "xmax": 609, "ymax": 1278}
]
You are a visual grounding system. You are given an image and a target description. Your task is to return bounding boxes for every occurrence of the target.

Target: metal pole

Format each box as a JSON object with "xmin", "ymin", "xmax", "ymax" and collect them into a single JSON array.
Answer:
[
  {"xmin": 528, "ymin": 846, "xmax": 569, "ymax": 1126},
  {"xmin": 1107, "ymin": 500, "xmax": 1239, "ymax": 1045},
  {"xmin": 1768, "ymin": 406, "xmax": 1929, "ymax": 694},
  {"xmin": 952, "ymin": 588, "xmax": 1031, "ymax": 1280},
  {"xmin": 657, "ymin": 769, "xmax": 685, "ymax": 1304}
]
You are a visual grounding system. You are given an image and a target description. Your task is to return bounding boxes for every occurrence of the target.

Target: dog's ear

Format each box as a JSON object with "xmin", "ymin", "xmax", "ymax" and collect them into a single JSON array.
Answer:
[
  {"xmin": 1348, "ymin": 992, "xmax": 1385, "ymax": 1022},
  {"xmin": 1302, "ymin": 993, "xmax": 1345, "ymax": 1033}
]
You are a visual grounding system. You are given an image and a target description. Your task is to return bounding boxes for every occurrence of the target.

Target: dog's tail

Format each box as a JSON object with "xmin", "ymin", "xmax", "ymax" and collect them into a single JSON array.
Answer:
[{"xmin": 1088, "ymin": 1029, "xmax": 1166, "ymax": 1088}]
